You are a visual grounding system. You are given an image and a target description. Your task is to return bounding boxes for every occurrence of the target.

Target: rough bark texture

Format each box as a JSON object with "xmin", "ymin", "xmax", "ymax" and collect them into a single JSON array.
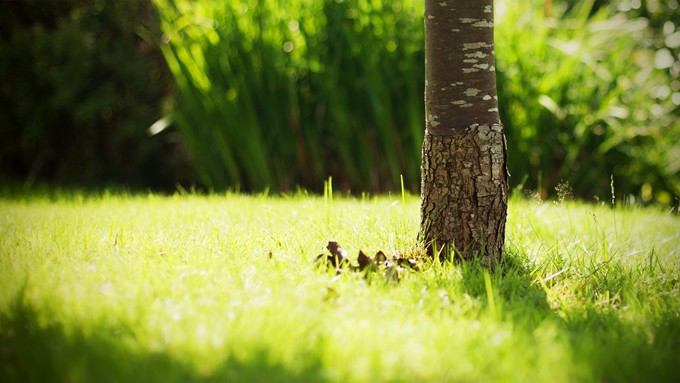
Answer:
[
  {"xmin": 420, "ymin": 126, "xmax": 508, "ymax": 265},
  {"xmin": 420, "ymin": 0, "xmax": 508, "ymax": 266}
]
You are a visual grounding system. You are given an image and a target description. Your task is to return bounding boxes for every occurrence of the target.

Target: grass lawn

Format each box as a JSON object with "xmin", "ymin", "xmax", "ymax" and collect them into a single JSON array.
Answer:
[{"xmin": 1, "ymin": 191, "xmax": 679, "ymax": 382}]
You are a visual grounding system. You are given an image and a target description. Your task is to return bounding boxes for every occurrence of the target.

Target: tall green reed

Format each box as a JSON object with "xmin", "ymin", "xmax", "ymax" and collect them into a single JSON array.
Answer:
[
  {"xmin": 154, "ymin": 0, "xmax": 678, "ymax": 202},
  {"xmin": 154, "ymin": 0, "xmax": 424, "ymax": 192}
]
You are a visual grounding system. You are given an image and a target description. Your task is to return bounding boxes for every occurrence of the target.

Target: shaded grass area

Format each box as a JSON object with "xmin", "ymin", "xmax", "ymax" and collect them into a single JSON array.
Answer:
[
  {"xmin": 1, "ymin": 289, "xmax": 325, "ymax": 383},
  {"xmin": 0, "ymin": 192, "xmax": 678, "ymax": 382}
]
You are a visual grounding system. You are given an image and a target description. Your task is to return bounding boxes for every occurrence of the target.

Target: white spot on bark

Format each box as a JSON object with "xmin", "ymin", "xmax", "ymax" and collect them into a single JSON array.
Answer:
[
  {"xmin": 451, "ymin": 28, "xmax": 461, "ymax": 32},
  {"xmin": 428, "ymin": 114, "xmax": 440, "ymax": 127},
  {"xmin": 439, "ymin": 2, "xmax": 447, "ymax": 6},
  {"xmin": 465, "ymin": 51, "xmax": 487, "ymax": 59},
  {"xmin": 452, "ymin": 100, "xmax": 473, "ymax": 108},
  {"xmin": 428, "ymin": 15, "xmax": 435, "ymax": 19},
  {"xmin": 490, "ymin": 66, "xmax": 496, "ymax": 72},
  {"xmin": 463, "ymin": 42, "xmax": 491, "ymax": 51},
  {"xmin": 484, "ymin": 5, "xmax": 492, "ymax": 13},
  {"xmin": 463, "ymin": 67, "xmax": 480, "ymax": 73},
  {"xmin": 463, "ymin": 59, "xmax": 479, "ymax": 64},
  {"xmin": 465, "ymin": 88, "xmax": 481, "ymax": 96},
  {"xmin": 473, "ymin": 20, "xmax": 494, "ymax": 28},
  {"xmin": 488, "ymin": 107, "xmax": 499, "ymax": 112},
  {"xmin": 474, "ymin": 63, "xmax": 489, "ymax": 70},
  {"xmin": 460, "ymin": 18, "xmax": 480, "ymax": 24},
  {"xmin": 483, "ymin": 95, "xmax": 492, "ymax": 100}
]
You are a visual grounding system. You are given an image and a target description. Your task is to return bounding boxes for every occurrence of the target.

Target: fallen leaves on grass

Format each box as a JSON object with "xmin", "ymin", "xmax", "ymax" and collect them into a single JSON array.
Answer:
[{"xmin": 315, "ymin": 240, "xmax": 424, "ymax": 283}]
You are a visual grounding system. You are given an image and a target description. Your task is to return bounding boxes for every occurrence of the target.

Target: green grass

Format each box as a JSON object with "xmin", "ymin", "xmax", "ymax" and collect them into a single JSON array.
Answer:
[{"xmin": 1, "ymin": 191, "xmax": 679, "ymax": 382}]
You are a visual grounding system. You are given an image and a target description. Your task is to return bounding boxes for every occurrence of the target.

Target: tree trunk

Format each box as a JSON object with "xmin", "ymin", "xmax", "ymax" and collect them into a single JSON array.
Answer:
[{"xmin": 420, "ymin": 0, "xmax": 508, "ymax": 267}]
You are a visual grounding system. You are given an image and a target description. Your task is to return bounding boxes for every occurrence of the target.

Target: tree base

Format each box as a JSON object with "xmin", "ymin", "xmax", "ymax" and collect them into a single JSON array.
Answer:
[{"xmin": 419, "ymin": 124, "xmax": 508, "ymax": 268}]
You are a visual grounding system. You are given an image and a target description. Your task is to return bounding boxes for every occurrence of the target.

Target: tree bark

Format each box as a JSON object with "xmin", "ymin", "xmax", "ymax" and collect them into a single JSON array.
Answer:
[{"xmin": 420, "ymin": 0, "xmax": 508, "ymax": 267}]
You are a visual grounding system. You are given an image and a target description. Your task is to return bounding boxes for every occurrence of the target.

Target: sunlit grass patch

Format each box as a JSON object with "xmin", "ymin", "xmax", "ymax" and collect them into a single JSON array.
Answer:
[{"xmin": 1, "ymin": 192, "xmax": 678, "ymax": 382}]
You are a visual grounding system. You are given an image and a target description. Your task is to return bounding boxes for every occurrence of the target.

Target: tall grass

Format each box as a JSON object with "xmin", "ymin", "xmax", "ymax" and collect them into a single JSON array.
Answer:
[
  {"xmin": 154, "ymin": 0, "xmax": 424, "ymax": 192},
  {"xmin": 154, "ymin": 0, "xmax": 678, "ymax": 202}
]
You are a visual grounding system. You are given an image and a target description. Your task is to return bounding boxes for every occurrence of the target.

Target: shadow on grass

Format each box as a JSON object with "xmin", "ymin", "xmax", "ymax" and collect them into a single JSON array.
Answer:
[
  {"xmin": 457, "ymin": 250, "xmax": 680, "ymax": 382},
  {"xmin": 456, "ymin": 250, "xmax": 554, "ymax": 322},
  {"xmin": 0, "ymin": 290, "xmax": 326, "ymax": 383},
  {"xmin": 560, "ymin": 305, "xmax": 680, "ymax": 382}
]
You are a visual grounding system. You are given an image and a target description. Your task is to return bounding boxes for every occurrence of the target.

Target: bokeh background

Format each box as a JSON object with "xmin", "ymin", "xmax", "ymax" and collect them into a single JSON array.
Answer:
[{"xmin": 1, "ymin": 0, "xmax": 678, "ymax": 203}]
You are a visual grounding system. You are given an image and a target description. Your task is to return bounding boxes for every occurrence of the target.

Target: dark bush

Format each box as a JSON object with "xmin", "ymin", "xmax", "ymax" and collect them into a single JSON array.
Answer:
[{"xmin": 0, "ymin": 0, "xmax": 192, "ymax": 191}]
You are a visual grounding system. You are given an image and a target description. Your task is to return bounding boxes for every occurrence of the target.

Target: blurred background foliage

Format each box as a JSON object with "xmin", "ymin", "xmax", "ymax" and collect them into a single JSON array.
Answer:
[
  {"xmin": 497, "ymin": 0, "xmax": 680, "ymax": 203},
  {"xmin": 0, "ymin": 0, "xmax": 193, "ymax": 190},
  {"xmin": 1, "ymin": 0, "xmax": 678, "ymax": 204},
  {"xmin": 153, "ymin": 0, "xmax": 424, "ymax": 192}
]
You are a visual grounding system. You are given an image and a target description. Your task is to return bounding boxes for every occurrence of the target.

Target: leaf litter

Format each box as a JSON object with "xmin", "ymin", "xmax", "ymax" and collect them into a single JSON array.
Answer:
[{"xmin": 315, "ymin": 240, "xmax": 425, "ymax": 283}]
